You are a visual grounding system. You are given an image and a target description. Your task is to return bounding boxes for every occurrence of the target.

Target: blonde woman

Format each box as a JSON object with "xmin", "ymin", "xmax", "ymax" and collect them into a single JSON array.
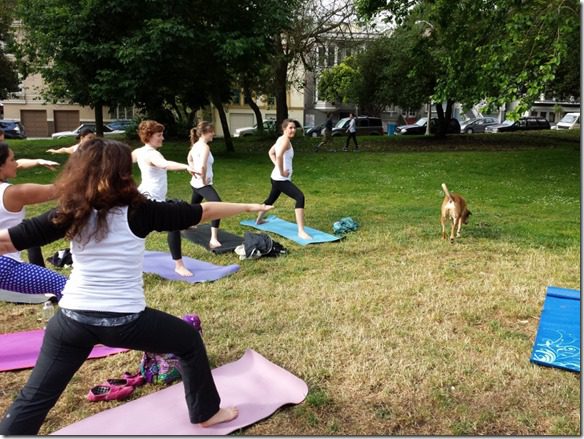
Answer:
[{"xmin": 188, "ymin": 121, "xmax": 223, "ymax": 249}]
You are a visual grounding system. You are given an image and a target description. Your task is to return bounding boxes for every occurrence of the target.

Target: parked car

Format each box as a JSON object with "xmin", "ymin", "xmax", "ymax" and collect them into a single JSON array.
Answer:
[
  {"xmin": 484, "ymin": 117, "xmax": 551, "ymax": 133},
  {"xmin": 552, "ymin": 112, "xmax": 580, "ymax": 130},
  {"xmin": 460, "ymin": 117, "xmax": 499, "ymax": 133},
  {"xmin": 395, "ymin": 117, "xmax": 461, "ymax": 135},
  {"xmin": 0, "ymin": 120, "xmax": 27, "ymax": 139},
  {"xmin": 233, "ymin": 119, "xmax": 303, "ymax": 137},
  {"xmin": 304, "ymin": 122, "xmax": 326, "ymax": 137},
  {"xmin": 51, "ymin": 123, "xmax": 125, "ymax": 139},
  {"xmin": 331, "ymin": 116, "xmax": 384, "ymax": 137},
  {"xmin": 106, "ymin": 119, "xmax": 134, "ymax": 131}
]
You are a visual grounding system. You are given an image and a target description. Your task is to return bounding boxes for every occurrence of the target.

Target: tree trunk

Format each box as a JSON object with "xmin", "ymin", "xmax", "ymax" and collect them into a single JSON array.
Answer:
[
  {"xmin": 212, "ymin": 97, "xmax": 233, "ymax": 153},
  {"xmin": 94, "ymin": 103, "xmax": 104, "ymax": 137},
  {"xmin": 244, "ymin": 87, "xmax": 264, "ymax": 135},
  {"xmin": 274, "ymin": 58, "xmax": 289, "ymax": 134}
]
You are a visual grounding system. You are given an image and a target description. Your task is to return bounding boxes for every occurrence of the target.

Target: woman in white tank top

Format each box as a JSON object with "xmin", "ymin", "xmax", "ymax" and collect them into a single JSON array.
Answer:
[
  {"xmin": 188, "ymin": 121, "xmax": 223, "ymax": 249},
  {"xmin": 132, "ymin": 120, "xmax": 193, "ymax": 276},
  {"xmin": 256, "ymin": 119, "xmax": 312, "ymax": 240}
]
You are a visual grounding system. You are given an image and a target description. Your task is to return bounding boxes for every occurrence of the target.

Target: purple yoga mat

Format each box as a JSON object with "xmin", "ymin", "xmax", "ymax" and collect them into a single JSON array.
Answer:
[
  {"xmin": 53, "ymin": 349, "xmax": 308, "ymax": 436},
  {"xmin": 0, "ymin": 329, "xmax": 128, "ymax": 372},
  {"xmin": 143, "ymin": 250, "xmax": 239, "ymax": 283}
]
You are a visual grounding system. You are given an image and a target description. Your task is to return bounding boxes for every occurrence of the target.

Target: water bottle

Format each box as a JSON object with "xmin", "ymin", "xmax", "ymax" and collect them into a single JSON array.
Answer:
[{"xmin": 41, "ymin": 301, "xmax": 55, "ymax": 327}]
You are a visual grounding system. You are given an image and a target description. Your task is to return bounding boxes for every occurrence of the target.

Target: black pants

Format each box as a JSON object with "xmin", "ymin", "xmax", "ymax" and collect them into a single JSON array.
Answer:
[
  {"xmin": 27, "ymin": 246, "xmax": 45, "ymax": 267},
  {"xmin": 0, "ymin": 307, "xmax": 220, "ymax": 435},
  {"xmin": 191, "ymin": 185, "xmax": 222, "ymax": 228},
  {"xmin": 263, "ymin": 179, "xmax": 305, "ymax": 209},
  {"xmin": 345, "ymin": 132, "xmax": 358, "ymax": 149}
]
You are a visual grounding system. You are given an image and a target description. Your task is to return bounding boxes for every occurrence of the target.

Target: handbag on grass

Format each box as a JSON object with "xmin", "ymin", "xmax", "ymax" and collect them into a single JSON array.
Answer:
[{"xmin": 139, "ymin": 314, "xmax": 202, "ymax": 385}]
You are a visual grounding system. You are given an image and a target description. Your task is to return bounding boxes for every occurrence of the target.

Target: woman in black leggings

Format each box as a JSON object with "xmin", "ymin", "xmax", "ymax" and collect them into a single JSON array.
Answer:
[
  {"xmin": 256, "ymin": 119, "xmax": 312, "ymax": 240},
  {"xmin": 0, "ymin": 139, "xmax": 273, "ymax": 435},
  {"xmin": 188, "ymin": 121, "xmax": 223, "ymax": 249}
]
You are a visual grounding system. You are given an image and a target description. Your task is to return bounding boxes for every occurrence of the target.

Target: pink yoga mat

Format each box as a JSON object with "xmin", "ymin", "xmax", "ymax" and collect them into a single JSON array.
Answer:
[
  {"xmin": 53, "ymin": 349, "xmax": 308, "ymax": 435},
  {"xmin": 0, "ymin": 329, "xmax": 128, "ymax": 372}
]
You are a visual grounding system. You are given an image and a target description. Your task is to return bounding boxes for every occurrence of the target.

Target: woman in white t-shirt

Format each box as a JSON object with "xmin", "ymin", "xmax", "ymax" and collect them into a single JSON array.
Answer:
[
  {"xmin": 256, "ymin": 119, "xmax": 312, "ymax": 240},
  {"xmin": 188, "ymin": 121, "xmax": 223, "ymax": 249},
  {"xmin": 132, "ymin": 120, "xmax": 193, "ymax": 276}
]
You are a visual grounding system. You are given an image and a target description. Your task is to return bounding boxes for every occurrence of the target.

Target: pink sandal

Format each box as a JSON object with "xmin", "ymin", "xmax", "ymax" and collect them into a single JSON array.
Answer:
[
  {"xmin": 121, "ymin": 372, "xmax": 145, "ymax": 387},
  {"xmin": 87, "ymin": 384, "xmax": 134, "ymax": 402}
]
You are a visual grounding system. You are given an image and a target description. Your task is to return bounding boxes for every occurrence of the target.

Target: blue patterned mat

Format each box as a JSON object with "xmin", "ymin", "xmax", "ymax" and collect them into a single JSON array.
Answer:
[{"xmin": 530, "ymin": 286, "xmax": 580, "ymax": 372}]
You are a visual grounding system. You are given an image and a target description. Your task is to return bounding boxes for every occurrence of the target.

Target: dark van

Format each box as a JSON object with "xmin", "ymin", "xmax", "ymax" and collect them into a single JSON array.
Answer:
[{"xmin": 331, "ymin": 116, "xmax": 384, "ymax": 136}]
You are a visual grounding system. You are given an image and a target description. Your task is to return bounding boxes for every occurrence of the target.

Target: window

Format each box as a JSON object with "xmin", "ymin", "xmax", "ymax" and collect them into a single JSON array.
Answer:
[{"xmin": 109, "ymin": 106, "xmax": 136, "ymax": 120}]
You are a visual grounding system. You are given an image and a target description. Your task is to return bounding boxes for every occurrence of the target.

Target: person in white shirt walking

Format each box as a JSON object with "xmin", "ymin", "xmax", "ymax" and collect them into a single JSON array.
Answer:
[{"xmin": 344, "ymin": 113, "xmax": 359, "ymax": 152}]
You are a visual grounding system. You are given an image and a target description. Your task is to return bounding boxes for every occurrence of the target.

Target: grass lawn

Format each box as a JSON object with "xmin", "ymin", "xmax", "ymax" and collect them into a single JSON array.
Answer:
[{"xmin": 0, "ymin": 130, "xmax": 580, "ymax": 435}]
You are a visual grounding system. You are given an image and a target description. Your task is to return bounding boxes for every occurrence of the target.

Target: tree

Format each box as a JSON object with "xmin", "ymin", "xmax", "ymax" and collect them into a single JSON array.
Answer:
[
  {"xmin": 356, "ymin": 0, "xmax": 581, "ymax": 120},
  {"xmin": 0, "ymin": 0, "xmax": 19, "ymax": 99},
  {"xmin": 267, "ymin": 0, "xmax": 357, "ymax": 131}
]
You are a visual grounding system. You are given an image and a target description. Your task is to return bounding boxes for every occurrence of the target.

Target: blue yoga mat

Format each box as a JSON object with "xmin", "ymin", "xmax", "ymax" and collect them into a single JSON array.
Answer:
[
  {"xmin": 530, "ymin": 286, "xmax": 580, "ymax": 372},
  {"xmin": 143, "ymin": 251, "xmax": 239, "ymax": 283},
  {"xmin": 240, "ymin": 215, "xmax": 341, "ymax": 246}
]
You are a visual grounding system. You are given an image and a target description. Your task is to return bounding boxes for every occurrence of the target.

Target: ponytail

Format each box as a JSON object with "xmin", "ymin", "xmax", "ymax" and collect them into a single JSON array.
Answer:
[{"xmin": 190, "ymin": 121, "xmax": 214, "ymax": 145}]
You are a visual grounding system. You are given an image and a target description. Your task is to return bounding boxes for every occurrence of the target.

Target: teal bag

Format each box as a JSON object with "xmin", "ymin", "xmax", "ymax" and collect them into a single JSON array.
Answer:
[{"xmin": 333, "ymin": 217, "xmax": 359, "ymax": 235}]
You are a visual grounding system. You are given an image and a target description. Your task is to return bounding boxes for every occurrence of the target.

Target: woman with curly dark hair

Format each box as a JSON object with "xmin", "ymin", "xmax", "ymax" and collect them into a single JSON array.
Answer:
[{"xmin": 0, "ymin": 138, "xmax": 273, "ymax": 435}]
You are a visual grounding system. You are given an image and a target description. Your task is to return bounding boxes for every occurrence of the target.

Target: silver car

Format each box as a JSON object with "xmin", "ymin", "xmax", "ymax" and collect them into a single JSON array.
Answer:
[{"xmin": 460, "ymin": 117, "xmax": 499, "ymax": 134}]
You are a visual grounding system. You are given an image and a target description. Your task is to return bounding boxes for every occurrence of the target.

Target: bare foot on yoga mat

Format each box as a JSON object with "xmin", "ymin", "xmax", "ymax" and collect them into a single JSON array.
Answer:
[
  {"xmin": 209, "ymin": 239, "xmax": 222, "ymax": 249},
  {"xmin": 298, "ymin": 231, "xmax": 312, "ymax": 240},
  {"xmin": 174, "ymin": 261, "xmax": 193, "ymax": 277},
  {"xmin": 200, "ymin": 407, "xmax": 239, "ymax": 427}
]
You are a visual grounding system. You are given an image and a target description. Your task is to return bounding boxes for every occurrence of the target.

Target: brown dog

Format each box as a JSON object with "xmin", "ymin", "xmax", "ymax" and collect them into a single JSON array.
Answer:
[{"xmin": 441, "ymin": 183, "xmax": 471, "ymax": 242}]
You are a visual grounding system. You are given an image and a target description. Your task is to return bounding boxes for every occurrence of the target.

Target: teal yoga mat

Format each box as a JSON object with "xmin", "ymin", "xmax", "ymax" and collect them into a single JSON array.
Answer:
[
  {"xmin": 530, "ymin": 286, "xmax": 580, "ymax": 372},
  {"xmin": 240, "ymin": 215, "xmax": 341, "ymax": 246}
]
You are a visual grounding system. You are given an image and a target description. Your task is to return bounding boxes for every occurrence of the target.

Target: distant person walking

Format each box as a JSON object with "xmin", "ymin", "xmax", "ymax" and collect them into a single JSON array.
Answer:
[
  {"xmin": 344, "ymin": 113, "xmax": 358, "ymax": 152},
  {"xmin": 315, "ymin": 113, "xmax": 334, "ymax": 152}
]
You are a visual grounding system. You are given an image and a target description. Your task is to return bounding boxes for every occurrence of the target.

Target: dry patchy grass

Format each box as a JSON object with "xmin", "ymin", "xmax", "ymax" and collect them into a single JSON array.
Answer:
[{"xmin": 0, "ymin": 136, "xmax": 579, "ymax": 435}]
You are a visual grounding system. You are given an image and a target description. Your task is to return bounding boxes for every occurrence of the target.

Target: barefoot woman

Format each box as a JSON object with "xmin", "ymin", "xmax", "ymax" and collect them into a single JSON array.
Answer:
[
  {"xmin": 256, "ymin": 119, "xmax": 312, "ymax": 240},
  {"xmin": 0, "ymin": 138, "xmax": 273, "ymax": 434}
]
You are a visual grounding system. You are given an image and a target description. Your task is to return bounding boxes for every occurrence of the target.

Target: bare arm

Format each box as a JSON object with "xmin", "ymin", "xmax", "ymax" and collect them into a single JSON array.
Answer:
[
  {"xmin": 200, "ymin": 202, "xmax": 273, "ymax": 223},
  {"xmin": 0, "ymin": 229, "xmax": 17, "ymax": 255},
  {"xmin": 16, "ymin": 159, "xmax": 59, "ymax": 170},
  {"xmin": 198, "ymin": 144, "xmax": 210, "ymax": 184},
  {"xmin": 148, "ymin": 150, "xmax": 189, "ymax": 172},
  {"xmin": 46, "ymin": 145, "xmax": 76, "ymax": 155},
  {"xmin": 3, "ymin": 184, "xmax": 57, "ymax": 212},
  {"xmin": 274, "ymin": 138, "xmax": 290, "ymax": 177}
]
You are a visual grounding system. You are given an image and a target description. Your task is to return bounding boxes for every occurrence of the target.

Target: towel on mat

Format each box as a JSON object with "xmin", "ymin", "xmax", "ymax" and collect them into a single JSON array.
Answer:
[{"xmin": 52, "ymin": 349, "xmax": 308, "ymax": 435}]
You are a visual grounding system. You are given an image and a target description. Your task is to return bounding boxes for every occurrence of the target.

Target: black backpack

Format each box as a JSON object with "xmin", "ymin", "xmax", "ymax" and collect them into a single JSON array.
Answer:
[
  {"xmin": 238, "ymin": 232, "xmax": 288, "ymax": 259},
  {"xmin": 47, "ymin": 248, "xmax": 73, "ymax": 268}
]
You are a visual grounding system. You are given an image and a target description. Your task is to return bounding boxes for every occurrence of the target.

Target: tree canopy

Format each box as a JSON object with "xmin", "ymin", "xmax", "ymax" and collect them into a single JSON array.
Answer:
[{"xmin": 354, "ymin": 0, "xmax": 580, "ymax": 118}]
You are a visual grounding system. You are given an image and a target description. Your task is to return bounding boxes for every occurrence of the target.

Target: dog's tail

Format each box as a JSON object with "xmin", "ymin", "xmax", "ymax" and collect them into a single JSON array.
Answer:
[{"xmin": 441, "ymin": 183, "xmax": 453, "ymax": 202}]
